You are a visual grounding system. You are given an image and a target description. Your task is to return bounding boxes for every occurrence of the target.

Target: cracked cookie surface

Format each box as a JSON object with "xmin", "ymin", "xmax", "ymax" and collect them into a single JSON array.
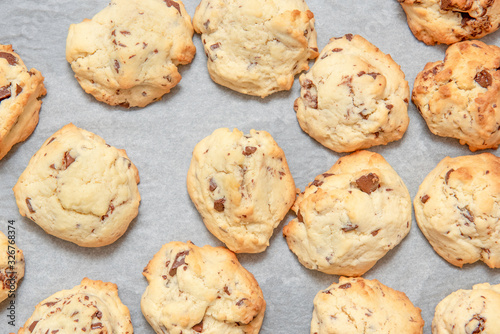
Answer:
[
  {"xmin": 0, "ymin": 44, "xmax": 46, "ymax": 160},
  {"xmin": 311, "ymin": 277, "xmax": 424, "ymax": 334},
  {"xmin": 13, "ymin": 123, "xmax": 140, "ymax": 247},
  {"xmin": 399, "ymin": 0, "xmax": 500, "ymax": 45},
  {"xmin": 414, "ymin": 153, "xmax": 500, "ymax": 268},
  {"xmin": 66, "ymin": 0, "xmax": 195, "ymax": 108},
  {"xmin": 18, "ymin": 277, "xmax": 133, "ymax": 334},
  {"xmin": 432, "ymin": 283, "xmax": 500, "ymax": 334},
  {"xmin": 294, "ymin": 34, "xmax": 409, "ymax": 153},
  {"xmin": 141, "ymin": 241, "xmax": 266, "ymax": 334},
  {"xmin": 0, "ymin": 230, "xmax": 24, "ymax": 303},
  {"xmin": 192, "ymin": 0, "xmax": 318, "ymax": 97},
  {"xmin": 413, "ymin": 41, "xmax": 500, "ymax": 151},
  {"xmin": 283, "ymin": 150, "xmax": 412, "ymax": 276},
  {"xmin": 187, "ymin": 128, "xmax": 296, "ymax": 253}
]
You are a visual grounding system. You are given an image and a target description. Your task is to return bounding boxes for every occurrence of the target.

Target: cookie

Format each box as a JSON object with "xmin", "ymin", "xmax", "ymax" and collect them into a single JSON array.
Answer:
[
  {"xmin": 0, "ymin": 44, "xmax": 46, "ymax": 160},
  {"xmin": 66, "ymin": 0, "xmax": 195, "ymax": 108},
  {"xmin": 0, "ymin": 230, "xmax": 24, "ymax": 303},
  {"xmin": 432, "ymin": 283, "xmax": 500, "ymax": 334},
  {"xmin": 13, "ymin": 123, "xmax": 140, "ymax": 247},
  {"xmin": 311, "ymin": 277, "xmax": 424, "ymax": 334},
  {"xmin": 413, "ymin": 41, "xmax": 500, "ymax": 151},
  {"xmin": 283, "ymin": 150, "xmax": 412, "ymax": 276},
  {"xmin": 192, "ymin": 0, "xmax": 318, "ymax": 97},
  {"xmin": 414, "ymin": 153, "xmax": 500, "ymax": 268},
  {"xmin": 187, "ymin": 128, "xmax": 296, "ymax": 253},
  {"xmin": 141, "ymin": 241, "xmax": 266, "ymax": 334},
  {"xmin": 294, "ymin": 34, "xmax": 410, "ymax": 153},
  {"xmin": 18, "ymin": 277, "xmax": 133, "ymax": 333},
  {"xmin": 398, "ymin": 0, "xmax": 500, "ymax": 45}
]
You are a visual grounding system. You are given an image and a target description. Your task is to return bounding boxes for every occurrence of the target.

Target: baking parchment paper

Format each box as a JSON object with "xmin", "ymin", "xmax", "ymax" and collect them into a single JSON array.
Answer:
[{"xmin": 1, "ymin": 0, "xmax": 499, "ymax": 332}]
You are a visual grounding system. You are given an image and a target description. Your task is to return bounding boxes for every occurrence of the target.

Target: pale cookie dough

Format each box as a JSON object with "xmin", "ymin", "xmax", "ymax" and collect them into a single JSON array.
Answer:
[
  {"xmin": 413, "ymin": 41, "xmax": 500, "ymax": 151},
  {"xmin": 193, "ymin": 0, "xmax": 318, "ymax": 97},
  {"xmin": 0, "ymin": 44, "xmax": 46, "ymax": 160},
  {"xmin": 283, "ymin": 150, "xmax": 412, "ymax": 276},
  {"xmin": 141, "ymin": 241, "xmax": 266, "ymax": 334},
  {"xmin": 187, "ymin": 128, "xmax": 296, "ymax": 253},
  {"xmin": 66, "ymin": 0, "xmax": 195, "ymax": 108},
  {"xmin": 311, "ymin": 277, "xmax": 424, "ymax": 334},
  {"xmin": 13, "ymin": 123, "xmax": 140, "ymax": 247},
  {"xmin": 414, "ymin": 153, "xmax": 500, "ymax": 268},
  {"xmin": 399, "ymin": 0, "xmax": 500, "ymax": 45},
  {"xmin": 295, "ymin": 34, "xmax": 410, "ymax": 153},
  {"xmin": 0, "ymin": 230, "xmax": 24, "ymax": 303},
  {"xmin": 432, "ymin": 283, "xmax": 500, "ymax": 334},
  {"xmin": 18, "ymin": 278, "xmax": 133, "ymax": 333}
]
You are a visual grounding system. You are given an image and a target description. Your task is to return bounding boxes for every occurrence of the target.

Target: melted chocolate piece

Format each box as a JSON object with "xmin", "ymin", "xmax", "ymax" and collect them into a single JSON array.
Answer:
[
  {"xmin": 114, "ymin": 60, "xmax": 120, "ymax": 73},
  {"xmin": 242, "ymin": 146, "xmax": 257, "ymax": 156},
  {"xmin": 341, "ymin": 224, "xmax": 358, "ymax": 232},
  {"xmin": 445, "ymin": 169, "xmax": 455, "ymax": 184},
  {"xmin": 16, "ymin": 84, "xmax": 22, "ymax": 95},
  {"xmin": 210, "ymin": 43, "xmax": 221, "ymax": 50},
  {"xmin": 29, "ymin": 320, "xmax": 39, "ymax": 332},
  {"xmin": 164, "ymin": 0, "xmax": 181, "ymax": 14},
  {"xmin": 236, "ymin": 298, "xmax": 247, "ymax": 306},
  {"xmin": 93, "ymin": 310, "xmax": 103, "ymax": 319},
  {"xmin": 209, "ymin": 178, "xmax": 217, "ymax": 192},
  {"xmin": 339, "ymin": 283, "xmax": 351, "ymax": 289},
  {"xmin": 0, "ymin": 52, "xmax": 18, "ymax": 65},
  {"xmin": 223, "ymin": 285, "xmax": 231, "ymax": 295},
  {"xmin": 169, "ymin": 250, "xmax": 189, "ymax": 276},
  {"xmin": 192, "ymin": 321, "xmax": 203, "ymax": 333},
  {"xmin": 421, "ymin": 194, "xmax": 430, "ymax": 203},
  {"xmin": 345, "ymin": 34, "xmax": 354, "ymax": 41},
  {"xmin": 26, "ymin": 198, "xmax": 35, "ymax": 213},
  {"xmin": 91, "ymin": 322, "xmax": 103, "ymax": 330},
  {"xmin": 371, "ymin": 229, "xmax": 380, "ymax": 236},
  {"xmin": 475, "ymin": 70, "xmax": 492, "ymax": 88},
  {"xmin": 355, "ymin": 173, "xmax": 379, "ymax": 194},
  {"xmin": 214, "ymin": 198, "xmax": 225, "ymax": 212},
  {"xmin": 0, "ymin": 85, "xmax": 11, "ymax": 101},
  {"xmin": 63, "ymin": 151, "xmax": 76, "ymax": 169}
]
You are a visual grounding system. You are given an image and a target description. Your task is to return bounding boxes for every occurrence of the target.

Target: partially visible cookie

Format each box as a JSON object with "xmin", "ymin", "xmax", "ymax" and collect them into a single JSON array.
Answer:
[
  {"xmin": 283, "ymin": 150, "xmax": 412, "ymax": 276},
  {"xmin": 18, "ymin": 277, "xmax": 133, "ymax": 333},
  {"xmin": 399, "ymin": 0, "xmax": 500, "ymax": 45},
  {"xmin": 193, "ymin": 0, "xmax": 318, "ymax": 97},
  {"xmin": 0, "ymin": 230, "xmax": 24, "ymax": 303},
  {"xmin": 141, "ymin": 241, "xmax": 266, "ymax": 334},
  {"xmin": 413, "ymin": 41, "xmax": 500, "ymax": 151},
  {"xmin": 414, "ymin": 153, "xmax": 500, "ymax": 268},
  {"xmin": 187, "ymin": 128, "xmax": 296, "ymax": 253},
  {"xmin": 311, "ymin": 277, "xmax": 424, "ymax": 334},
  {"xmin": 295, "ymin": 34, "xmax": 409, "ymax": 153},
  {"xmin": 66, "ymin": 0, "xmax": 195, "ymax": 108},
  {"xmin": 13, "ymin": 123, "xmax": 140, "ymax": 247},
  {"xmin": 432, "ymin": 283, "xmax": 500, "ymax": 334},
  {"xmin": 0, "ymin": 44, "xmax": 46, "ymax": 160}
]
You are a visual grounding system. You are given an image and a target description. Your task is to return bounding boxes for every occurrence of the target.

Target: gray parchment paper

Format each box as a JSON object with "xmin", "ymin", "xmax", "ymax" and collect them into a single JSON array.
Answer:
[{"xmin": 1, "ymin": 0, "xmax": 500, "ymax": 333}]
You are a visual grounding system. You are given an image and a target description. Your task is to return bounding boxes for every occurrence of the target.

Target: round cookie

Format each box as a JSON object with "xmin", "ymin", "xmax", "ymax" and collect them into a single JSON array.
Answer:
[
  {"xmin": 66, "ymin": 0, "xmax": 195, "ymax": 108},
  {"xmin": 294, "ymin": 34, "xmax": 410, "ymax": 153},
  {"xmin": 413, "ymin": 41, "xmax": 500, "ymax": 151},
  {"xmin": 399, "ymin": 0, "xmax": 500, "ymax": 45},
  {"xmin": 18, "ymin": 278, "xmax": 133, "ymax": 333},
  {"xmin": 432, "ymin": 283, "xmax": 500, "ymax": 334},
  {"xmin": 192, "ymin": 0, "xmax": 318, "ymax": 98},
  {"xmin": 0, "ymin": 229, "xmax": 24, "ymax": 303},
  {"xmin": 283, "ymin": 150, "xmax": 412, "ymax": 276},
  {"xmin": 414, "ymin": 153, "xmax": 500, "ymax": 268},
  {"xmin": 13, "ymin": 123, "xmax": 140, "ymax": 247},
  {"xmin": 141, "ymin": 241, "xmax": 266, "ymax": 334},
  {"xmin": 0, "ymin": 44, "xmax": 46, "ymax": 160},
  {"xmin": 187, "ymin": 128, "xmax": 296, "ymax": 253},
  {"xmin": 311, "ymin": 277, "xmax": 424, "ymax": 334}
]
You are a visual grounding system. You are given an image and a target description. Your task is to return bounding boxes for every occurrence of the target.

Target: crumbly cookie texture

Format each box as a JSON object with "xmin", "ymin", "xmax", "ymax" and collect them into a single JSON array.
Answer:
[
  {"xmin": 295, "ymin": 34, "xmax": 409, "ymax": 153},
  {"xmin": 283, "ymin": 150, "xmax": 412, "ymax": 276},
  {"xmin": 413, "ymin": 41, "xmax": 500, "ymax": 151},
  {"xmin": 432, "ymin": 283, "xmax": 500, "ymax": 334},
  {"xmin": 141, "ymin": 241, "xmax": 266, "ymax": 334},
  {"xmin": 193, "ymin": 0, "xmax": 318, "ymax": 97},
  {"xmin": 0, "ymin": 44, "xmax": 46, "ymax": 160},
  {"xmin": 414, "ymin": 153, "xmax": 500, "ymax": 268},
  {"xmin": 18, "ymin": 278, "xmax": 133, "ymax": 334},
  {"xmin": 66, "ymin": 0, "xmax": 195, "ymax": 108},
  {"xmin": 398, "ymin": 0, "xmax": 500, "ymax": 45},
  {"xmin": 187, "ymin": 128, "xmax": 296, "ymax": 253},
  {"xmin": 311, "ymin": 277, "xmax": 424, "ymax": 334},
  {"xmin": 0, "ymin": 230, "xmax": 24, "ymax": 303},
  {"xmin": 13, "ymin": 123, "xmax": 140, "ymax": 247}
]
